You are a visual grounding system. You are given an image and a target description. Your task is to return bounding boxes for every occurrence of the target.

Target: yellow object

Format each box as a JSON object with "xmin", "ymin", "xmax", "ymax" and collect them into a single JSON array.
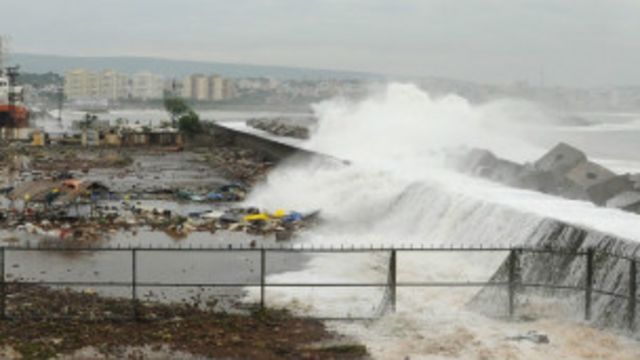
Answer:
[
  {"xmin": 272, "ymin": 209, "xmax": 287, "ymax": 218},
  {"xmin": 104, "ymin": 133, "xmax": 122, "ymax": 146},
  {"xmin": 32, "ymin": 132, "xmax": 45, "ymax": 147},
  {"xmin": 24, "ymin": 193, "xmax": 31, "ymax": 201},
  {"xmin": 244, "ymin": 213, "xmax": 269, "ymax": 222}
]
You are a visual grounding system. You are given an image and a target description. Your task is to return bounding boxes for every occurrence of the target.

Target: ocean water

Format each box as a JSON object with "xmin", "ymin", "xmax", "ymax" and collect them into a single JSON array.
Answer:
[{"xmin": 242, "ymin": 84, "xmax": 640, "ymax": 359}]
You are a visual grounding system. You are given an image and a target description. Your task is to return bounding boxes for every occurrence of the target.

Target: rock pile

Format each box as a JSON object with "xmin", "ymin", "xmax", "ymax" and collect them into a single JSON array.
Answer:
[
  {"xmin": 246, "ymin": 117, "xmax": 311, "ymax": 139},
  {"xmin": 451, "ymin": 142, "xmax": 640, "ymax": 214}
]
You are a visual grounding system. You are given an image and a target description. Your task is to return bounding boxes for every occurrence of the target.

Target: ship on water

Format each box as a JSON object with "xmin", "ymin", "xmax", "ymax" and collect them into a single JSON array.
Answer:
[
  {"xmin": 0, "ymin": 66, "xmax": 29, "ymax": 128},
  {"xmin": 0, "ymin": 36, "xmax": 29, "ymax": 129}
]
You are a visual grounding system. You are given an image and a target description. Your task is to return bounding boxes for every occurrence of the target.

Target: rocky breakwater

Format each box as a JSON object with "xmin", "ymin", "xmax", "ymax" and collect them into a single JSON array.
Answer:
[
  {"xmin": 451, "ymin": 142, "xmax": 640, "ymax": 214},
  {"xmin": 246, "ymin": 116, "xmax": 316, "ymax": 140}
]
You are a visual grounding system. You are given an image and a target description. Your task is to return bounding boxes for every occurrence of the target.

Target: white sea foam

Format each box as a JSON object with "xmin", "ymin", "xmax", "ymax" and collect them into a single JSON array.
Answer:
[{"xmin": 244, "ymin": 84, "xmax": 640, "ymax": 359}]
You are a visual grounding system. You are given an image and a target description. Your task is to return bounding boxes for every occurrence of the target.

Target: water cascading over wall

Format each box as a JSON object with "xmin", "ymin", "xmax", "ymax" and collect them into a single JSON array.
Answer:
[
  {"xmin": 339, "ymin": 179, "xmax": 640, "ymax": 330},
  {"xmin": 468, "ymin": 217, "xmax": 640, "ymax": 331}
]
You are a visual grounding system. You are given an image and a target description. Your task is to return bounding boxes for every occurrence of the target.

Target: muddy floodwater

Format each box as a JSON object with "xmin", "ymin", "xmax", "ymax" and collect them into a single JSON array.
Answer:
[
  {"xmin": 2, "ymin": 228, "xmax": 309, "ymax": 313},
  {"xmin": 85, "ymin": 151, "xmax": 229, "ymax": 193},
  {"xmin": 0, "ymin": 147, "xmax": 309, "ymax": 314}
]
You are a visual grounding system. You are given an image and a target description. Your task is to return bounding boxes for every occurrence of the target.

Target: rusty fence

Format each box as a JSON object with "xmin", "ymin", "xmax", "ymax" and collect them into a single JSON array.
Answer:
[{"xmin": 0, "ymin": 245, "xmax": 637, "ymax": 329}]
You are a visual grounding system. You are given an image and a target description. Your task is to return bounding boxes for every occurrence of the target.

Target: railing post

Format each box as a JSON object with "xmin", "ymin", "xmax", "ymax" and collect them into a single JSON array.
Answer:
[
  {"xmin": 132, "ymin": 248, "xmax": 138, "ymax": 321},
  {"xmin": 629, "ymin": 259, "xmax": 637, "ymax": 331},
  {"xmin": 260, "ymin": 249, "xmax": 266, "ymax": 309},
  {"xmin": 0, "ymin": 247, "xmax": 5, "ymax": 320},
  {"xmin": 508, "ymin": 249, "xmax": 518, "ymax": 317},
  {"xmin": 585, "ymin": 248, "xmax": 594, "ymax": 322},
  {"xmin": 389, "ymin": 250, "xmax": 397, "ymax": 313}
]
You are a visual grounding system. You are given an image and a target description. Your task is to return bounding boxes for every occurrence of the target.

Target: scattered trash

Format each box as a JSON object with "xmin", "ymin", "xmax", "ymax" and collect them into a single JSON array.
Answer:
[
  {"xmin": 177, "ymin": 183, "xmax": 248, "ymax": 203},
  {"xmin": 506, "ymin": 331, "xmax": 550, "ymax": 344},
  {"xmin": 0, "ymin": 146, "xmax": 310, "ymax": 245},
  {"xmin": 243, "ymin": 213, "xmax": 270, "ymax": 222},
  {"xmin": 283, "ymin": 211, "xmax": 303, "ymax": 223}
]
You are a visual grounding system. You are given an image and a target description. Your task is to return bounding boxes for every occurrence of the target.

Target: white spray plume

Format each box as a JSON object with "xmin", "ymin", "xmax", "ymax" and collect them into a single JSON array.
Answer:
[{"xmin": 308, "ymin": 83, "xmax": 547, "ymax": 165}]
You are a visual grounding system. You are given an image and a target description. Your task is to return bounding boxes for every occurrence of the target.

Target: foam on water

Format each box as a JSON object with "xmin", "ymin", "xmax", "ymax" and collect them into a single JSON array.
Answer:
[{"xmin": 244, "ymin": 84, "xmax": 640, "ymax": 358}]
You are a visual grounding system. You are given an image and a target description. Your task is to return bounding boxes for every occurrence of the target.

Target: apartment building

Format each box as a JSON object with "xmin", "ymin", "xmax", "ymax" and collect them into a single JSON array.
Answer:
[
  {"xmin": 193, "ymin": 74, "xmax": 209, "ymax": 101},
  {"xmin": 64, "ymin": 69, "xmax": 100, "ymax": 99},
  {"xmin": 210, "ymin": 75, "xmax": 224, "ymax": 101},
  {"xmin": 64, "ymin": 69, "xmax": 128, "ymax": 101},
  {"xmin": 99, "ymin": 70, "xmax": 129, "ymax": 100},
  {"xmin": 131, "ymin": 71, "xmax": 165, "ymax": 100},
  {"xmin": 181, "ymin": 73, "xmax": 235, "ymax": 101}
]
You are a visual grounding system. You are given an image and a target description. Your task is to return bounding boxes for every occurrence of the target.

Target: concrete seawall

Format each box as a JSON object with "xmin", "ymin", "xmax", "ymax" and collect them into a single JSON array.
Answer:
[
  {"xmin": 209, "ymin": 122, "xmax": 343, "ymax": 164},
  {"xmin": 469, "ymin": 218, "xmax": 640, "ymax": 332}
]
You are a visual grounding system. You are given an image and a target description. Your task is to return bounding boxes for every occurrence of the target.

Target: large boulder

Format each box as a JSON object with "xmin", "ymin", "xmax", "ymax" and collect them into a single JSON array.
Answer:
[
  {"xmin": 606, "ymin": 191, "xmax": 640, "ymax": 213},
  {"xmin": 514, "ymin": 169, "xmax": 588, "ymax": 200},
  {"xmin": 534, "ymin": 142, "xmax": 587, "ymax": 176},
  {"xmin": 587, "ymin": 175, "xmax": 635, "ymax": 206},
  {"xmin": 454, "ymin": 148, "xmax": 525, "ymax": 184}
]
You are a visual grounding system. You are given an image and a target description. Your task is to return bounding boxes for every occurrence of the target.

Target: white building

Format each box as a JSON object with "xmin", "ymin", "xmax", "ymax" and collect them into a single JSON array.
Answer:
[
  {"xmin": 181, "ymin": 75, "xmax": 193, "ymax": 99},
  {"xmin": 193, "ymin": 75, "xmax": 209, "ymax": 101},
  {"xmin": 131, "ymin": 71, "xmax": 165, "ymax": 100},
  {"xmin": 210, "ymin": 75, "xmax": 224, "ymax": 101},
  {"xmin": 64, "ymin": 69, "xmax": 99, "ymax": 100},
  {"xmin": 181, "ymin": 73, "xmax": 235, "ymax": 101},
  {"xmin": 98, "ymin": 70, "xmax": 129, "ymax": 101},
  {"xmin": 64, "ymin": 69, "xmax": 129, "ymax": 101}
]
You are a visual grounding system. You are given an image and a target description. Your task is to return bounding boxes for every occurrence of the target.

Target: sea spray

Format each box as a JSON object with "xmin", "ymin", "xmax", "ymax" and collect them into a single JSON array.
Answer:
[{"xmin": 243, "ymin": 84, "xmax": 640, "ymax": 359}]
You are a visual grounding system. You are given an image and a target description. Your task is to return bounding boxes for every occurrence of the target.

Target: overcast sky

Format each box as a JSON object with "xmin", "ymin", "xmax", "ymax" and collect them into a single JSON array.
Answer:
[{"xmin": 4, "ymin": 0, "xmax": 640, "ymax": 87}]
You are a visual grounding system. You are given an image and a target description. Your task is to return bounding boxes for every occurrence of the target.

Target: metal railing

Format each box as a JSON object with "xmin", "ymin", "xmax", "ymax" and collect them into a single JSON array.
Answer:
[{"xmin": 0, "ymin": 244, "xmax": 637, "ymax": 329}]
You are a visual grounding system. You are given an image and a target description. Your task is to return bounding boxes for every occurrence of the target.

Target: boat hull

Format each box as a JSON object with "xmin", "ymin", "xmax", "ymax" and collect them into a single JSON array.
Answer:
[{"xmin": 0, "ymin": 104, "xmax": 29, "ymax": 128}]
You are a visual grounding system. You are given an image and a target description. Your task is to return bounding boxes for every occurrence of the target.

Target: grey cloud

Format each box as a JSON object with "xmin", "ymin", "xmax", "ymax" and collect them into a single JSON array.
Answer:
[{"xmin": 4, "ymin": 0, "xmax": 640, "ymax": 86}]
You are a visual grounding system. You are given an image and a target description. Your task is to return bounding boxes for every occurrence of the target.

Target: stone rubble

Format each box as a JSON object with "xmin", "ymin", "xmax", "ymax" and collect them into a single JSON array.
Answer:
[
  {"xmin": 246, "ymin": 117, "xmax": 312, "ymax": 139},
  {"xmin": 451, "ymin": 142, "xmax": 640, "ymax": 215}
]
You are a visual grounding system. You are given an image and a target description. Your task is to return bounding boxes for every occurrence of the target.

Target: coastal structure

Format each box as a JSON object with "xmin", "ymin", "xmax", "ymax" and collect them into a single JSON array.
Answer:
[{"xmin": 181, "ymin": 73, "xmax": 235, "ymax": 102}]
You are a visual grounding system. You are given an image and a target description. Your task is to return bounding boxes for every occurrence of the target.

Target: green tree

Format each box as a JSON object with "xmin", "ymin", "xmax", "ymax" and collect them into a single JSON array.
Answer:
[
  {"xmin": 164, "ymin": 97, "xmax": 190, "ymax": 127},
  {"xmin": 178, "ymin": 110, "xmax": 201, "ymax": 135}
]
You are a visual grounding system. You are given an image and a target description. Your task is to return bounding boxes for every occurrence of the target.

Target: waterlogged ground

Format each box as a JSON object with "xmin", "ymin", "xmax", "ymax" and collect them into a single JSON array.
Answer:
[
  {"xmin": 334, "ymin": 312, "xmax": 640, "ymax": 359},
  {"xmin": 254, "ymin": 248, "xmax": 640, "ymax": 360}
]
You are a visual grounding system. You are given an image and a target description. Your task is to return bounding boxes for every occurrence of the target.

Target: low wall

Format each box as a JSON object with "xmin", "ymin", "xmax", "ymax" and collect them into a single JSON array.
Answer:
[
  {"xmin": 469, "ymin": 219, "xmax": 640, "ymax": 332},
  {"xmin": 208, "ymin": 123, "xmax": 342, "ymax": 164}
]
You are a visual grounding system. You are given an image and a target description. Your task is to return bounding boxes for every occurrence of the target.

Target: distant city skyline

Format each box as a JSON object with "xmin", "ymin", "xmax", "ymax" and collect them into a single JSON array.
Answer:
[{"xmin": 5, "ymin": 0, "xmax": 640, "ymax": 87}]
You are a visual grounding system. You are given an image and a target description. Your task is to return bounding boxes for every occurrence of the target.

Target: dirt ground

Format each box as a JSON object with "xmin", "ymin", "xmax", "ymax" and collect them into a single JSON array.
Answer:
[{"xmin": 0, "ymin": 286, "xmax": 368, "ymax": 360}]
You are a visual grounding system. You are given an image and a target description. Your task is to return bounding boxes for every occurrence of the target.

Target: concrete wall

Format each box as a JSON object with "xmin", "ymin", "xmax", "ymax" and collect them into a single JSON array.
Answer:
[{"xmin": 208, "ymin": 123, "xmax": 341, "ymax": 164}]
